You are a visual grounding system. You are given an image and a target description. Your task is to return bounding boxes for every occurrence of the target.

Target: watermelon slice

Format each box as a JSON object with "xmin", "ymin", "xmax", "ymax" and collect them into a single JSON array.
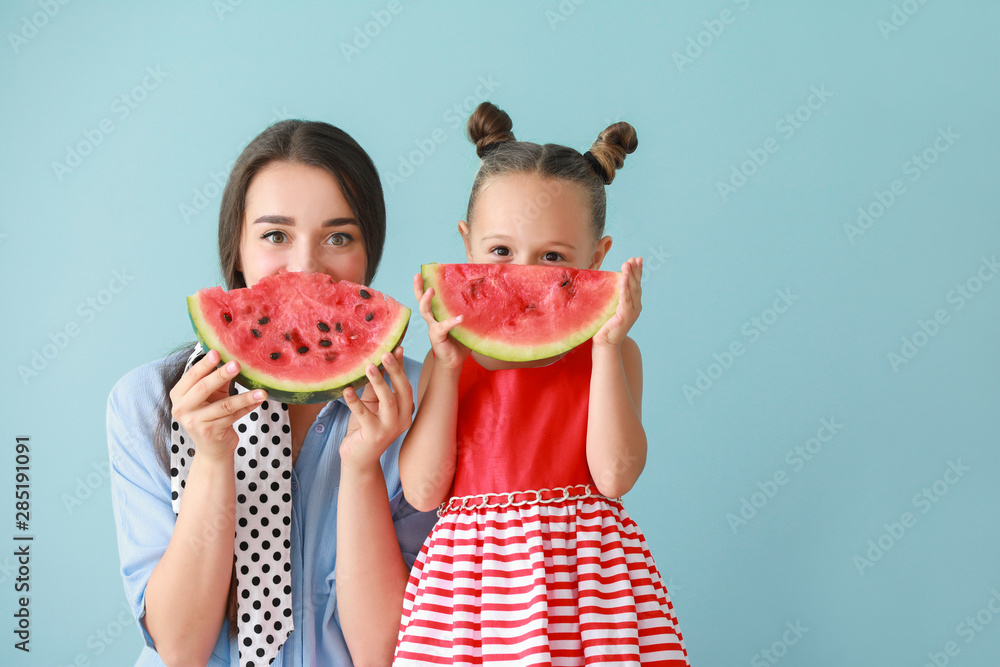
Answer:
[
  {"xmin": 187, "ymin": 272, "xmax": 410, "ymax": 404},
  {"xmin": 421, "ymin": 263, "xmax": 620, "ymax": 361}
]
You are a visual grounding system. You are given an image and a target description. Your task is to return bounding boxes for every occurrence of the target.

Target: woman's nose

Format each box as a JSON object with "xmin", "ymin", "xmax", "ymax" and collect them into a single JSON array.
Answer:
[{"xmin": 288, "ymin": 245, "xmax": 321, "ymax": 273}]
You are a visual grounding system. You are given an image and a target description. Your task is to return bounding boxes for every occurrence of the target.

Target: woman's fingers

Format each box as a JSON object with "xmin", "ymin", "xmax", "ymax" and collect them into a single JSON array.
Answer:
[
  {"xmin": 381, "ymin": 350, "xmax": 414, "ymax": 424},
  {"xmin": 196, "ymin": 388, "xmax": 267, "ymax": 424},
  {"xmin": 182, "ymin": 359, "xmax": 243, "ymax": 411},
  {"xmin": 343, "ymin": 385, "xmax": 379, "ymax": 432},
  {"xmin": 169, "ymin": 348, "xmax": 220, "ymax": 403}
]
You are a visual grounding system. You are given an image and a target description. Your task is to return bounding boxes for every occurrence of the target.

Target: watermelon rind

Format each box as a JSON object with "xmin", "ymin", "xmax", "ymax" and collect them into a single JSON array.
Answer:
[
  {"xmin": 187, "ymin": 292, "xmax": 410, "ymax": 405},
  {"xmin": 421, "ymin": 263, "xmax": 619, "ymax": 362}
]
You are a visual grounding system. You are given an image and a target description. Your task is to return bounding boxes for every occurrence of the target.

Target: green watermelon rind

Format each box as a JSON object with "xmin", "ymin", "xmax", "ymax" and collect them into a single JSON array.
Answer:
[
  {"xmin": 421, "ymin": 263, "xmax": 620, "ymax": 362},
  {"xmin": 187, "ymin": 294, "xmax": 411, "ymax": 405}
]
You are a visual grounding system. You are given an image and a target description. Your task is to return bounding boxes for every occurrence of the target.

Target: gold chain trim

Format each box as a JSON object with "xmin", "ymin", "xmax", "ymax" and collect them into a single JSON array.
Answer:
[{"xmin": 437, "ymin": 483, "xmax": 621, "ymax": 517}]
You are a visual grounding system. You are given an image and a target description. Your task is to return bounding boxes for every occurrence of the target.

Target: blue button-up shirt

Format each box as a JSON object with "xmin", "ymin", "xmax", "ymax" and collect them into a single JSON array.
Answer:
[{"xmin": 107, "ymin": 351, "xmax": 436, "ymax": 666}]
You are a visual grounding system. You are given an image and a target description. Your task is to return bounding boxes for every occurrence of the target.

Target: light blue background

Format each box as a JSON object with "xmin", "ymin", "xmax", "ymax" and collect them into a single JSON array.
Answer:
[{"xmin": 2, "ymin": 1, "xmax": 998, "ymax": 665}]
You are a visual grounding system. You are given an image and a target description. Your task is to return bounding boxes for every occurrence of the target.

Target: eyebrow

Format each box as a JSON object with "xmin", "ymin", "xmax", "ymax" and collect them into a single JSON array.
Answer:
[
  {"xmin": 480, "ymin": 234, "xmax": 576, "ymax": 250},
  {"xmin": 251, "ymin": 215, "xmax": 358, "ymax": 227}
]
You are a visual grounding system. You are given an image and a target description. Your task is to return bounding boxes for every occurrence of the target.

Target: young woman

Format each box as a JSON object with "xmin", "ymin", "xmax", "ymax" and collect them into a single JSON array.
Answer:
[{"xmin": 108, "ymin": 120, "xmax": 436, "ymax": 666}]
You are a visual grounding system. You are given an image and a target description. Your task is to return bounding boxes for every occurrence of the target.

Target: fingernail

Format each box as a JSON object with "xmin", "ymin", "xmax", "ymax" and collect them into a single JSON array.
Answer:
[
  {"xmin": 254, "ymin": 390, "xmax": 265, "ymax": 400},
  {"xmin": 226, "ymin": 361, "xmax": 238, "ymax": 373},
  {"xmin": 384, "ymin": 353, "xmax": 396, "ymax": 366}
]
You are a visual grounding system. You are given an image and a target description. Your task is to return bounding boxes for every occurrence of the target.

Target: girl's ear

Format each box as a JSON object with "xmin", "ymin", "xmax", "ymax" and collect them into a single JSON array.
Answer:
[
  {"xmin": 458, "ymin": 220, "xmax": 473, "ymax": 263},
  {"xmin": 589, "ymin": 235, "xmax": 613, "ymax": 270}
]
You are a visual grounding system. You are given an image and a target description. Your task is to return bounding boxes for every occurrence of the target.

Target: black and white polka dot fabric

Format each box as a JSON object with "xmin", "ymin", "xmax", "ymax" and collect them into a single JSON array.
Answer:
[{"xmin": 170, "ymin": 344, "xmax": 293, "ymax": 667}]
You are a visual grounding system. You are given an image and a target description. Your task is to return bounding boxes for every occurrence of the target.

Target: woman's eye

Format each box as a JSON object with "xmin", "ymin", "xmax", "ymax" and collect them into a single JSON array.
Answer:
[
  {"xmin": 262, "ymin": 230, "xmax": 287, "ymax": 244},
  {"xmin": 542, "ymin": 252, "xmax": 565, "ymax": 262},
  {"xmin": 490, "ymin": 247, "xmax": 511, "ymax": 257},
  {"xmin": 327, "ymin": 233, "xmax": 353, "ymax": 247}
]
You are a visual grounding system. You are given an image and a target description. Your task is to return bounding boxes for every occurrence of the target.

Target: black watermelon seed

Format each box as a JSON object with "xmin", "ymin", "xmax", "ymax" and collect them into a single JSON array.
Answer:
[
  {"xmin": 270, "ymin": 352, "xmax": 281, "ymax": 360},
  {"xmin": 297, "ymin": 346, "xmax": 308, "ymax": 354},
  {"xmin": 258, "ymin": 317, "xmax": 270, "ymax": 325},
  {"xmin": 319, "ymin": 339, "xmax": 332, "ymax": 347},
  {"xmin": 251, "ymin": 329, "xmax": 261, "ymax": 338},
  {"xmin": 324, "ymin": 353, "xmax": 337, "ymax": 362},
  {"xmin": 317, "ymin": 322, "xmax": 330, "ymax": 332},
  {"xmin": 284, "ymin": 332, "xmax": 291, "ymax": 341},
  {"xmin": 359, "ymin": 289, "xmax": 371, "ymax": 299},
  {"xmin": 365, "ymin": 312, "xmax": 374, "ymax": 322},
  {"xmin": 560, "ymin": 280, "xmax": 570, "ymax": 287},
  {"xmin": 335, "ymin": 322, "xmax": 342, "ymax": 332},
  {"xmin": 223, "ymin": 312, "xmax": 232, "ymax": 323}
]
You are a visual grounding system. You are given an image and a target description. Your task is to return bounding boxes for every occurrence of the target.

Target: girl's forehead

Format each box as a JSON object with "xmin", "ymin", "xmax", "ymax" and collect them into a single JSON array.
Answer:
[{"xmin": 477, "ymin": 174, "xmax": 590, "ymax": 220}]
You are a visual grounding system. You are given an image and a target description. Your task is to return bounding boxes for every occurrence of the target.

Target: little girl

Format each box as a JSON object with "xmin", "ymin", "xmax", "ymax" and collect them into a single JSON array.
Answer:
[{"xmin": 395, "ymin": 102, "xmax": 690, "ymax": 666}]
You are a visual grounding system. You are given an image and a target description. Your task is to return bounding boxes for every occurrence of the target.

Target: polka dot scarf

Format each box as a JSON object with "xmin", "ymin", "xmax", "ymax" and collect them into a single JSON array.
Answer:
[{"xmin": 170, "ymin": 344, "xmax": 293, "ymax": 667}]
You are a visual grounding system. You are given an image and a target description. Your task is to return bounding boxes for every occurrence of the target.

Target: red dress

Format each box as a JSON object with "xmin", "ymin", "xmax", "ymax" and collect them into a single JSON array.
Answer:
[{"xmin": 395, "ymin": 340, "xmax": 690, "ymax": 666}]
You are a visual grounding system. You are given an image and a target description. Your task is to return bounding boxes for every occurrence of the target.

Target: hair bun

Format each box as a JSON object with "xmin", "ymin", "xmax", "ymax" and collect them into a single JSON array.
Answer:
[
  {"xmin": 588, "ymin": 121, "xmax": 638, "ymax": 184},
  {"xmin": 467, "ymin": 102, "xmax": 516, "ymax": 158}
]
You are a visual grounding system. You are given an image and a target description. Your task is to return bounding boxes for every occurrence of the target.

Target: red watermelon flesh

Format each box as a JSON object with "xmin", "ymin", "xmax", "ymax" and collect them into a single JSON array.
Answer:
[
  {"xmin": 421, "ymin": 263, "xmax": 620, "ymax": 361},
  {"xmin": 187, "ymin": 272, "xmax": 410, "ymax": 404}
]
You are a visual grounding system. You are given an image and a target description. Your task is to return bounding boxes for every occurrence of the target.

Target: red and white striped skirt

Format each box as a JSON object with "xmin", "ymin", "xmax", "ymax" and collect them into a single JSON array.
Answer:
[{"xmin": 394, "ymin": 497, "xmax": 690, "ymax": 666}]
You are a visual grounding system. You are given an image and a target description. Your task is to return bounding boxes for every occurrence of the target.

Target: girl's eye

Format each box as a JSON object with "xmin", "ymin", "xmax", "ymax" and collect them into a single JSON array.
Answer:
[
  {"xmin": 490, "ymin": 247, "xmax": 511, "ymax": 257},
  {"xmin": 542, "ymin": 252, "xmax": 565, "ymax": 262},
  {"xmin": 327, "ymin": 233, "xmax": 354, "ymax": 247},
  {"xmin": 262, "ymin": 230, "xmax": 287, "ymax": 244}
]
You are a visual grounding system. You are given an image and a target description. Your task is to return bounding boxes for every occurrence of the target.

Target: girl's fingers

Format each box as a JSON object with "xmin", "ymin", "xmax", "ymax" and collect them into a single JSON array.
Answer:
[
  {"xmin": 196, "ymin": 388, "xmax": 267, "ymax": 424},
  {"xmin": 170, "ymin": 348, "xmax": 220, "ymax": 401},
  {"xmin": 431, "ymin": 314, "xmax": 463, "ymax": 341},
  {"xmin": 412, "ymin": 273, "xmax": 425, "ymax": 302},
  {"xmin": 420, "ymin": 287, "xmax": 448, "ymax": 331}
]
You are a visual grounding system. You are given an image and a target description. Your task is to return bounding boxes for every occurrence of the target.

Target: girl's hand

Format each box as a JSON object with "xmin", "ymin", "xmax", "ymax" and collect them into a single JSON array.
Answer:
[
  {"xmin": 340, "ymin": 346, "xmax": 414, "ymax": 470},
  {"xmin": 593, "ymin": 257, "xmax": 643, "ymax": 352},
  {"xmin": 168, "ymin": 348, "xmax": 267, "ymax": 463},
  {"xmin": 414, "ymin": 273, "xmax": 470, "ymax": 372}
]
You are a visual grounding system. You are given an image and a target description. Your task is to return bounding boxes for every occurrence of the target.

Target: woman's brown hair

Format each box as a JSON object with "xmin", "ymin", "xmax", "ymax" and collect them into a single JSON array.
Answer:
[{"xmin": 154, "ymin": 119, "xmax": 388, "ymax": 636}]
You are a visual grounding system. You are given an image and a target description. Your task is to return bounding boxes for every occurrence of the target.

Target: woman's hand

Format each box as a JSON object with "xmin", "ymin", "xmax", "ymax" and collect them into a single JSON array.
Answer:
[
  {"xmin": 414, "ymin": 273, "xmax": 470, "ymax": 371},
  {"xmin": 593, "ymin": 257, "xmax": 643, "ymax": 353},
  {"xmin": 340, "ymin": 346, "xmax": 414, "ymax": 470},
  {"xmin": 168, "ymin": 348, "xmax": 266, "ymax": 462}
]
